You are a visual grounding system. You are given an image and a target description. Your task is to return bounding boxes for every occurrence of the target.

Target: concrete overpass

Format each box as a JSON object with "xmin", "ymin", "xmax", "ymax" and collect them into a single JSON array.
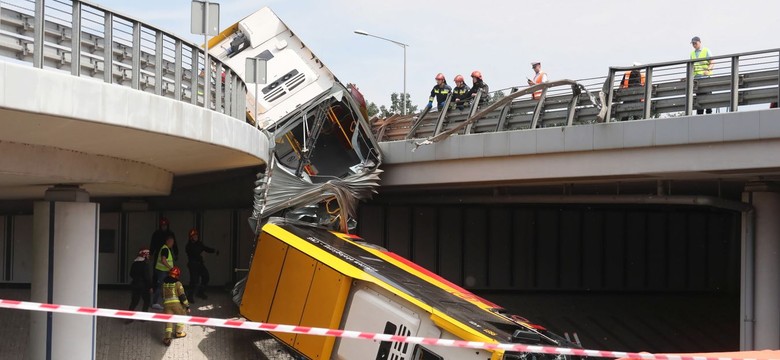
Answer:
[{"xmin": 2, "ymin": 0, "xmax": 780, "ymax": 358}]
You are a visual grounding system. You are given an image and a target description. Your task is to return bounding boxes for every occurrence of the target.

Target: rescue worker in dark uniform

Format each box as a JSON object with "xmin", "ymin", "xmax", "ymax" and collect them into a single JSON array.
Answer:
[
  {"xmin": 161, "ymin": 266, "xmax": 190, "ymax": 346},
  {"xmin": 460, "ymin": 70, "xmax": 489, "ymax": 106},
  {"xmin": 185, "ymin": 228, "xmax": 218, "ymax": 302},
  {"xmin": 126, "ymin": 248, "xmax": 152, "ymax": 323},
  {"xmin": 427, "ymin": 73, "xmax": 452, "ymax": 111},
  {"xmin": 451, "ymin": 74, "xmax": 471, "ymax": 111}
]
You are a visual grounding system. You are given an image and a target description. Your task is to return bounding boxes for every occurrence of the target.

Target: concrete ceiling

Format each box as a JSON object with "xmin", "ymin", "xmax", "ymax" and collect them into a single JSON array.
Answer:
[{"xmin": 0, "ymin": 107, "xmax": 265, "ymax": 199}]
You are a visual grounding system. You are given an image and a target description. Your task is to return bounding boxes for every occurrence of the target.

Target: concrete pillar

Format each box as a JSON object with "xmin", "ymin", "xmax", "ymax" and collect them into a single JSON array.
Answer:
[
  {"xmin": 743, "ymin": 184, "xmax": 780, "ymax": 349},
  {"xmin": 29, "ymin": 187, "xmax": 99, "ymax": 360}
]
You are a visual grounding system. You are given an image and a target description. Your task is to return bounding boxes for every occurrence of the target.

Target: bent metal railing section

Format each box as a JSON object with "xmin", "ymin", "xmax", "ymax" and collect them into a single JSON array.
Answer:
[
  {"xmin": 0, "ymin": 0, "xmax": 248, "ymax": 120},
  {"xmin": 375, "ymin": 49, "xmax": 780, "ymax": 142}
]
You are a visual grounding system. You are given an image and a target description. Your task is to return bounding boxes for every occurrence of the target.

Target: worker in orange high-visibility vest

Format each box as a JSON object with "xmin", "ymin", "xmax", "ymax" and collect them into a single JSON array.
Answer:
[
  {"xmin": 620, "ymin": 62, "xmax": 646, "ymax": 89},
  {"xmin": 527, "ymin": 61, "xmax": 548, "ymax": 100}
]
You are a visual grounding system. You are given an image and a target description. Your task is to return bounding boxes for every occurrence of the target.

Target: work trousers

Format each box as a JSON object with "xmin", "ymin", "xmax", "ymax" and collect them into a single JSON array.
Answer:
[
  {"xmin": 163, "ymin": 302, "xmax": 186, "ymax": 338},
  {"xmin": 188, "ymin": 262, "xmax": 210, "ymax": 298},
  {"xmin": 128, "ymin": 287, "xmax": 150, "ymax": 312}
]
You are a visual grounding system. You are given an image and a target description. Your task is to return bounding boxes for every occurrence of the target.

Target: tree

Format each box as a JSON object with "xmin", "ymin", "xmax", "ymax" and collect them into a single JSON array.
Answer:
[
  {"xmin": 389, "ymin": 92, "xmax": 418, "ymax": 115},
  {"xmin": 491, "ymin": 90, "xmax": 506, "ymax": 104},
  {"xmin": 366, "ymin": 102, "xmax": 380, "ymax": 118}
]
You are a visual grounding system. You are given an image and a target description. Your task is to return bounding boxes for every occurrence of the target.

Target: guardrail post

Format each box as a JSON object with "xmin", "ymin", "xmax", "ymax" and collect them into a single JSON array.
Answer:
[
  {"xmin": 730, "ymin": 56, "xmax": 740, "ymax": 112},
  {"xmin": 215, "ymin": 62, "xmax": 223, "ymax": 112},
  {"xmin": 685, "ymin": 61, "xmax": 694, "ymax": 116},
  {"xmin": 33, "ymin": 0, "xmax": 45, "ymax": 68},
  {"xmin": 777, "ymin": 51, "xmax": 780, "ymax": 106},
  {"xmin": 190, "ymin": 47, "xmax": 198, "ymax": 105},
  {"xmin": 103, "ymin": 12, "xmax": 113, "ymax": 84},
  {"xmin": 223, "ymin": 67, "xmax": 231, "ymax": 115},
  {"xmin": 643, "ymin": 66, "xmax": 653, "ymax": 119},
  {"xmin": 565, "ymin": 88, "xmax": 579, "ymax": 126},
  {"xmin": 602, "ymin": 69, "xmax": 616, "ymax": 122},
  {"xmin": 174, "ymin": 40, "xmax": 182, "ymax": 101},
  {"xmin": 530, "ymin": 89, "xmax": 547, "ymax": 129},
  {"xmin": 154, "ymin": 31, "xmax": 163, "ymax": 95},
  {"xmin": 71, "ymin": 1, "xmax": 81, "ymax": 76},
  {"xmin": 131, "ymin": 21, "xmax": 141, "ymax": 90}
]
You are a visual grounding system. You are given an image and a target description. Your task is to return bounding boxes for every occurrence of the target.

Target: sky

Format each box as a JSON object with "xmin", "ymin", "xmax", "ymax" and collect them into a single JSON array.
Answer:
[{"xmin": 97, "ymin": 0, "xmax": 780, "ymax": 109}]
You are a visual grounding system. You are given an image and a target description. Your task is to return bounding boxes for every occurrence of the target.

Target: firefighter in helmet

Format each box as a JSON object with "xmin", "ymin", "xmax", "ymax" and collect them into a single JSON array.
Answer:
[
  {"xmin": 427, "ymin": 73, "xmax": 452, "ymax": 111},
  {"xmin": 162, "ymin": 266, "xmax": 190, "ymax": 346},
  {"xmin": 451, "ymin": 75, "xmax": 471, "ymax": 111}
]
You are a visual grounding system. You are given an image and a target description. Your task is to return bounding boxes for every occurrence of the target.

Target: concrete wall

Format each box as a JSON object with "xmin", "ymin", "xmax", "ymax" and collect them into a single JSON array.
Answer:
[{"xmin": 0, "ymin": 210, "xmax": 256, "ymax": 287}]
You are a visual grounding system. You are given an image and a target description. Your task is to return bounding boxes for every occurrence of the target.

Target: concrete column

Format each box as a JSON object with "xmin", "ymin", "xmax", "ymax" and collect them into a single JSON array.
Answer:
[
  {"xmin": 743, "ymin": 184, "xmax": 780, "ymax": 349},
  {"xmin": 29, "ymin": 187, "xmax": 99, "ymax": 360}
]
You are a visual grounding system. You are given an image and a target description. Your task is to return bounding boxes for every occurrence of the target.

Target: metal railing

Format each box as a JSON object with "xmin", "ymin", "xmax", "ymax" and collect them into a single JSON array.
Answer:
[
  {"xmin": 375, "ymin": 49, "xmax": 780, "ymax": 142},
  {"xmin": 0, "ymin": 0, "xmax": 248, "ymax": 120}
]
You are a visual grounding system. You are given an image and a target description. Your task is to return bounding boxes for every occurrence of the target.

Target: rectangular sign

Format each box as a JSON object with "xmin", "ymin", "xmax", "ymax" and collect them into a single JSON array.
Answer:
[
  {"xmin": 245, "ymin": 58, "xmax": 268, "ymax": 84},
  {"xmin": 190, "ymin": 1, "xmax": 220, "ymax": 36}
]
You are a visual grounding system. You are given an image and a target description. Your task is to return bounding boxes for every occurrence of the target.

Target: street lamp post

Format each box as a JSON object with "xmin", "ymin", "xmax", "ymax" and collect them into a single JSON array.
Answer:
[{"xmin": 354, "ymin": 30, "xmax": 408, "ymax": 115}]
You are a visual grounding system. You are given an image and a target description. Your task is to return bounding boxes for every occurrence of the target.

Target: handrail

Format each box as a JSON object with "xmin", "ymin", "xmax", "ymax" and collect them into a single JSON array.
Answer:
[
  {"xmin": 375, "ymin": 47, "xmax": 779, "ymax": 142},
  {"xmin": 0, "ymin": 0, "xmax": 249, "ymax": 121}
]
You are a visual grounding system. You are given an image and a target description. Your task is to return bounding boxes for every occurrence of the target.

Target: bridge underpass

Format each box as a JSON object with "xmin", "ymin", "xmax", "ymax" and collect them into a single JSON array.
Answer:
[{"xmin": 3, "ymin": 0, "xmax": 780, "ymax": 358}]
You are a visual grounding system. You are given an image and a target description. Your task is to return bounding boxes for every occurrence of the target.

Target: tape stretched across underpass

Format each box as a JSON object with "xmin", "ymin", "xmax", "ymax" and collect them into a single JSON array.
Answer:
[{"xmin": 0, "ymin": 298, "xmax": 773, "ymax": 360}]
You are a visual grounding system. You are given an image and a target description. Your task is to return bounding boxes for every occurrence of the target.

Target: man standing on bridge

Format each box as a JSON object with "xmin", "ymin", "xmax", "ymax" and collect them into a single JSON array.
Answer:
[{"xmin": 690, "ymin": 36, "xmax": 714, "ymax": 114}]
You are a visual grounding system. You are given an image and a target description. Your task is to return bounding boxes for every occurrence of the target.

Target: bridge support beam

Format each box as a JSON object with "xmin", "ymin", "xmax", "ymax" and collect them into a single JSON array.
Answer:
[
  {"xmin": 742, "ymin": 183, "xmax": 780, "ymax": 350},
  {"xmin": 29, "ymin": 186, "xmax": 99, "ymax": 360}
]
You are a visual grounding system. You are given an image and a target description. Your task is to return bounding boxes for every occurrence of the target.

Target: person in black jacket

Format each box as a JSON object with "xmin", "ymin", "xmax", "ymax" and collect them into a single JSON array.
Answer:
[
  {"xmin": 460, "ymin": 70, "xmax": 490, "ymax": 106},
  {"xmin": 126, "ymin": 248, "xmax": 152, "ymax": 323},
  {"xmin": 451, "ymin": 74, "xmax": 471, "ymax": 111},
  {"xmin": 185, "ymin": 228, "xmax": 218, "ymax": 302},
  {"xmin": 427, "ymin": 73, "xmax": 452, "ymax": 111}
]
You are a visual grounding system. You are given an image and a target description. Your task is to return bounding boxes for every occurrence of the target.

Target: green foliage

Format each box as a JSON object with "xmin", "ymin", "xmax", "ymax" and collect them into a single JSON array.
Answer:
[{"xmin": 367, "ymin": 102, "xmax": 380, "ymax": 118}]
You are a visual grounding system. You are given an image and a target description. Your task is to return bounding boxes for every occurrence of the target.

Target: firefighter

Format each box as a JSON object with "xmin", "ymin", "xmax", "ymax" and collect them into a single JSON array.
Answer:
[
  {"xmin": 527, "ymin": 61, "xmax": 548, "ymax": 100},
  {"xmin": 451, "ymin": 75, "xmax": 470, "ymax": 111},
  {"xmin": 461, "ymin": 70, "xmax": 489, "ymax": 105},
  {"xmin": 427, "ymin": 73, "xmax": 452, "ymax": 111},
  {"xmin": 162, "ymin": 266, "xmax": 190, "ymax": 346},
  {"xmin": 186, "ymin": 228, "xmax": 218, "ymax": 302}
]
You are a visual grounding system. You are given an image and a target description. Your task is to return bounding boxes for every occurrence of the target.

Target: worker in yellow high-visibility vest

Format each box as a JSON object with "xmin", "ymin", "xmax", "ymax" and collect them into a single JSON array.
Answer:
[
  {"xmin": 690, "ymin": 36, "xmax": 715, "ymax": 114},
  {"xmin": 151, "ymin": 236, "xmax": 175, "ymax": 310}
]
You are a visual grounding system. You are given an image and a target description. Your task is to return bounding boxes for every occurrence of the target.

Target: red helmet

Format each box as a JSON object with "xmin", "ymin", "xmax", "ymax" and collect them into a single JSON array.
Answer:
[
  {"xmin": 159, "ymin": 217, "xmax": 169, "ymax": 227},
  {"xmin": 189, "ymin": 228, "xmax": 198, "ymax": 239},
  {"xmin": 454, "ymin": 75, "xmax": 464, "ymax": 83},
  {"xmin": 435, "ymin": 73, "xmax": 445, "ymax": 81},
  {"xmin": 138, "ymin": 248, "xmax": 150, "ymax": 257},
  {"xmin": 169, "ymin": 266, "xmax": 181, "ymax": 279},
  {"xmin": 471, "ymin": 70, "xmax": 482, "ymax": 80}
]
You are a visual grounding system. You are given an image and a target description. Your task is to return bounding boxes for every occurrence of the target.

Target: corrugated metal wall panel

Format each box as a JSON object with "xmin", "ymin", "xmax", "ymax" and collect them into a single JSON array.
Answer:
[
  {"xmin": 437, "ymin": 207, "xmax": 462, "ymax": 284},
  {"xmin": 488, "ymin": 208, "xmax": 512, "ymax": 288},
  {"xmin": 582, "ymin": 211, "xmax": 605, "ymax": 289},
  {"xmin": 358, "ymin": 204, "xmax": 740, "ymax": 293},
  {"xmin": 463, "ymin": 207, "xmax": 488, "ymax": 288},
  {"xmin": 411, "ymin": 206, "xmax": 437, "ymax": 273}
]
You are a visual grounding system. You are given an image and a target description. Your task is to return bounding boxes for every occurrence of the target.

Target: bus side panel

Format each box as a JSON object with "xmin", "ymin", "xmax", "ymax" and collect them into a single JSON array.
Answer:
[
  {"xmin": 294, "ymin": 263, "xmax": 352, "ymax": 359},
  {"xmin": 268, "ymin": 247, "xmax": 318, "ymax": 345},
  {"xmin": 240, "ymin": 232, "xmax": 288, "ymax": 322}
]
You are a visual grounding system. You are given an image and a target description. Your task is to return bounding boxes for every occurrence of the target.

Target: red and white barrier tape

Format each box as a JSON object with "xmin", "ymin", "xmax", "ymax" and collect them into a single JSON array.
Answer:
[{"xmin": 0, "ymin": 298, "xmax": 771, "ymax": 360}]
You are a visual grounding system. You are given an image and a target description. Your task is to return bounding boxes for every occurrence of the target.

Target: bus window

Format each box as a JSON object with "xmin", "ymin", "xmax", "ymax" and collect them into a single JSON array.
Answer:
[{"xmin": 412, "ymin": 345, "xmax": 443, "ymax": 360}]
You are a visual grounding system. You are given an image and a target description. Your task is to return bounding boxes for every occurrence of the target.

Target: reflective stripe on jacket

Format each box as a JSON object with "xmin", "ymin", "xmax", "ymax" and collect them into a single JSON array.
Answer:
[{"xmin": 163, "ymin": 279, "xmax": 188, "ymax": 306}]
